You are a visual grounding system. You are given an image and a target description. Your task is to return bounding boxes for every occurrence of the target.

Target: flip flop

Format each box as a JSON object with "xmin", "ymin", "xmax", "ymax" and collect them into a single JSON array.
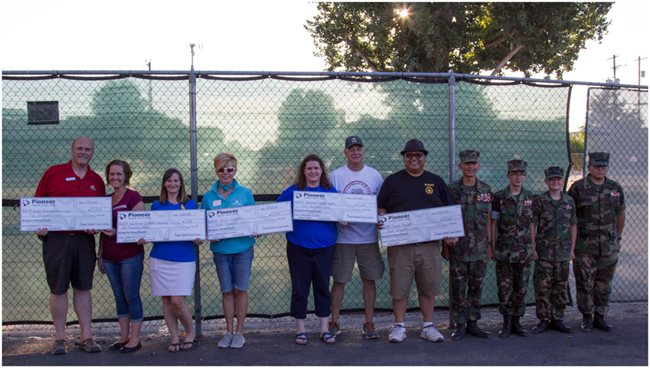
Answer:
[{"xmin": 294, "ymin": 332, "xmax": 307, "ymax": 345}]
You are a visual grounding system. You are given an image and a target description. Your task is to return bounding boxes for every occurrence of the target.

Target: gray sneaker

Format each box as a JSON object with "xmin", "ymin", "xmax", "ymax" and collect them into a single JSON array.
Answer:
[
  {"xmin": 420, "ymin": 325, "xmax": 444, "ymax": 342},
  {"xmin": 218, "ymin": 332, "xmax": 233, "ymax": 348},
  {"xmin": 50, "ymin": 339, "xmax": 67, "ymax": 355},
  {"xmin": 362, "ymin": 322, "xmax": 379, "ymax": 340},
  {"xmin": 388, "ymin": 325, "xmax": 407, "ymax": 343},
  {"xmin": 230, "ymin": 333, "xmax": 245, "ymax": 349},
  {"xmin": 75, "ymin": 338, "xmax": 101, "ymax": 353}
]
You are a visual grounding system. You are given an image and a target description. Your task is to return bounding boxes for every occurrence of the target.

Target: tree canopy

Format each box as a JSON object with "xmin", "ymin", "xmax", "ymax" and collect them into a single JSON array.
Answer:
[{"xmin": 305, "ymin": 2, "xmax": 612, "ymax": 77}]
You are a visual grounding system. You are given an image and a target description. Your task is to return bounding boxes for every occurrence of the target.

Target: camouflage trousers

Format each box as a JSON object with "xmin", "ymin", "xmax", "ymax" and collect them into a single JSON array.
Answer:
[
  {"xmin": 496, "ymin": 261, "xmax": 531, "ymax": 317},
  {"xmin": 573, "ymin": 252, "xmax": 619, "ymax": 316},
  {"xmin": 533, "ymin": 260, "xmax": 570, "ymax": 320},
  {"xmin": 449, "ymin": 259, "xmax": 487, "ymax": 324}
]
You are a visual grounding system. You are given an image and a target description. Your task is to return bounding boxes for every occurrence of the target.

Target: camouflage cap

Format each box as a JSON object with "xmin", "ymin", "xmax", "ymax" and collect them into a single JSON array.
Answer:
[
  {"xmin": 507, "ymin": 159, "xmax": 527, "ymax": 173},
  {"xmin": 544, "ymin": 166, "xmax": 564, "ymax": 179},
  {"xmin": 589, "ymin": 151, "xmax": 610, "ymax": 167},
  {"xmin": 344, "ymin": 135, "xmax": 364, "ymax": 149},
  {"xmin": 459, "ymin": 150, "xmax": 480, "ymax": 163}
]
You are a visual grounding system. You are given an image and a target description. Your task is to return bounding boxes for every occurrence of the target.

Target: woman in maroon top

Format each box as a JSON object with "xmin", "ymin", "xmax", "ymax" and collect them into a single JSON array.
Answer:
[{"xmin": 98, "ymin": 160, "xmax": 145, "ymax": 353}]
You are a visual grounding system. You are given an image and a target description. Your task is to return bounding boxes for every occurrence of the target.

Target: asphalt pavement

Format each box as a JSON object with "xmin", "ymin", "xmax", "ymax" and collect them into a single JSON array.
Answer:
[{"xmin": 2, "ymin": 302, "xmax": 647, "ymax": 366}]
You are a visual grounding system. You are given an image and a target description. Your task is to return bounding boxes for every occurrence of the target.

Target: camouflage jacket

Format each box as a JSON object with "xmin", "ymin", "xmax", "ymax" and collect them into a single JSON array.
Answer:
[
  {"xmin": 532, "ymin": 191, "xmax": 577, "ymax": 262},
  {"xmin": 568, "ymin": 175, "xmax": 625, "ymax": 256},
  {"xmin": 492, "ymin": 186, "xmax": 535, "ymax": 263},
  {"xmin": 449, "ymin": 178, "xmax": 492, "ymax": 262}
]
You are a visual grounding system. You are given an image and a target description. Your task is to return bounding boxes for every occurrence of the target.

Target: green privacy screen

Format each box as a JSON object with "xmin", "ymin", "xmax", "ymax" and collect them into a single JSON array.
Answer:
[{"xmin": 3, "ymin": 72, "xmax": 572, "ymax": 323}]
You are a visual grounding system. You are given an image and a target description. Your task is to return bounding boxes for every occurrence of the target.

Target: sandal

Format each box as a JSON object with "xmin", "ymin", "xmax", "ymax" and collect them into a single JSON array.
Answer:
[
  {"xmin": 180, "ymin": 340, "xmax": 197, "ymax": 351},
  {"xmin": 167, "ymin": 342, "xmax": 181, "ymax": 353},
  {"xmin": 294, "ymin": 332, "xmax": 308, "ymax": 345},
  {"xmin": 320, "ymin": 331, "xmax": 336, "ymax": 344}
]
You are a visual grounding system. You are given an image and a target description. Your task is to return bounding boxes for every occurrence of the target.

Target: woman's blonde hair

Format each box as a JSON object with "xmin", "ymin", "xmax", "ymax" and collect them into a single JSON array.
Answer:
[{"xmin": 213, "ymin": 152, "xmax": 237, "ymax": 172}]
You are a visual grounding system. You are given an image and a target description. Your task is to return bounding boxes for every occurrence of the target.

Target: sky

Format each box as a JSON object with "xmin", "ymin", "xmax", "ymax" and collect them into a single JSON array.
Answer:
[{"xmin": 1, "ymin": 0, "xmax": 648, "ymax": 129}]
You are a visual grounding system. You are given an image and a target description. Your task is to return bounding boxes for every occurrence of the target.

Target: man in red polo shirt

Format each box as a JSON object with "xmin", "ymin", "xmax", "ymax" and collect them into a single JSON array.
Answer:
[{"xmin": 35, "ymin": 136, "xmax": 106, "ymax": 355}]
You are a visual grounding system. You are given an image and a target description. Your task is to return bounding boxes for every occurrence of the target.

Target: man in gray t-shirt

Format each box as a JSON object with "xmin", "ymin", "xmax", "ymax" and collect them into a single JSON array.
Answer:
[{"xmin": 328, "ymin": 136, "xmax": 384, "ymax": 340}]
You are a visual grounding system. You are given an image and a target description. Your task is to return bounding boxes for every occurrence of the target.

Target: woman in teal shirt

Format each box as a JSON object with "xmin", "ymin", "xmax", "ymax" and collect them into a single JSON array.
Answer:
[{"xmin": 201, "ymin": 152, "xmax": 255, "ymax": 349}]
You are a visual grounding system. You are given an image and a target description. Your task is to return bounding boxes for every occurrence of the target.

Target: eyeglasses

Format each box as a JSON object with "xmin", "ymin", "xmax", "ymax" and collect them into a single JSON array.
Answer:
[
  {"xmin": 217, "ymin": 167, "xmax": 235, "ymax": 174},
  {"xmin": 404, "ymin": 152, "xmax": 425, "ymax": 160}
]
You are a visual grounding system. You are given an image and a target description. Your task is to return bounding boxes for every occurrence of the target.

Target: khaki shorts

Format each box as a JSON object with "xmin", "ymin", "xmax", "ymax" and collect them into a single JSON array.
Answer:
[
  {"xmin": 387, "ymin": 241, "xmax": 442, "ymax": 299},
  {"xmin": 332, "ymin": 243, "xmax": 385, "ymax": 283}
]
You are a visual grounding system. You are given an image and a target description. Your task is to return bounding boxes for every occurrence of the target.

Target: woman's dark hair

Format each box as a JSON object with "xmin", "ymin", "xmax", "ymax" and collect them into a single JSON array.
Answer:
[
  {"xmin": 159, "ymin": 168, "xmax": 189, "ymax": 204},
  {"xmin": 105, "ymin": 159, "xmax": 133, "ymax": 186},
  {"xmin": 295, "ymin": 154, "xmax": 332, "ymax": 190}
]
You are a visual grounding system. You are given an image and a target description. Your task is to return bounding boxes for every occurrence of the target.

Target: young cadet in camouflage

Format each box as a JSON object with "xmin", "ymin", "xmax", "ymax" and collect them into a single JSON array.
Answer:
[
  {"xmin": 447, "ymin": 150, "xmax": 493, "ymax": 341},
  {"xmin": 531, "ymin": 166, "xmax": 577, "ymax": 334},
  {"xmin": 568, "ymin": 152, "xmax": 625, "ymax": 332},
  {"xmin": 491, "ymin": 159, "xmax": 535, "ymax": 338}
]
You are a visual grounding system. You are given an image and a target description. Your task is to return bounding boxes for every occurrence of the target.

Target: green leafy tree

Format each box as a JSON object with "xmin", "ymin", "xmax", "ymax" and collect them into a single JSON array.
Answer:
[{"xmin": 306, "ymin": 2, "xmax": 611, "ymax": 77}]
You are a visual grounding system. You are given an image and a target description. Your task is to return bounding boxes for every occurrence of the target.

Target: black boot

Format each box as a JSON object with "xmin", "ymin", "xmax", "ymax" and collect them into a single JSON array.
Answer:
[
  {"xmin": 498, "ymin": 316, "xmax": 511, "ymax": 338},
  {"xmin": 466, "ymin": 319, "xmax": 490, "ymax": 338},
  {"xmin": 511, "ymin": 316, "xmax": 528, "ymax": 337},
  {"xmin": 550, "ymin": 318, "xmax": 573, "ymax": 333},
  {"xmin": 580, "ymin": 314, "xmax": 593, "ymax": 332},
  {"xmin": 451, "ymin": 323, "xmax": 466, "ymax": 341},
  {"xmin": 594, "ymin": 313, "xmax": 613, "ymax": 331},
  {"xmin": 532, "ymin": 319, "xmax": 549, "ymax": 334}
]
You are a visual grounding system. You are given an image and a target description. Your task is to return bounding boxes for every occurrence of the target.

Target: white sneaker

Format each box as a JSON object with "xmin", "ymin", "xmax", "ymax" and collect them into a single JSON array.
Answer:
[
  {"xmin": 420, "ymin": 325, "xmax": 444, "ymax": 342},
  {"xmin": 218, "ymin": 332, "xmax": 233, "ymax": 348},
  {"xmin": 230, "ymin": 333, "xmax": 245, "ymax": 349},
  {"xmin": 388, "ymin": 325, "xmax": 407, "ymax": 343}
]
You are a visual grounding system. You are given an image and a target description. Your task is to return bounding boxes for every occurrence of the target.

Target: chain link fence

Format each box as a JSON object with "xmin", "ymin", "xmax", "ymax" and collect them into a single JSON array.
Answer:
[
  {"xmin": 2, "ymin": 71, "xmax": 646, "ymax": 325},
  {"xmin": 583, "ymin": 87, "xmax": 648, "ymax": 302}
]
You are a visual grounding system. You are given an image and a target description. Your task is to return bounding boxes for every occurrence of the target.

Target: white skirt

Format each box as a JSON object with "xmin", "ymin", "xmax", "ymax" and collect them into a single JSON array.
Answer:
[{"xmin": 149, "ymin": 257, "xmax": 196, "ymax": 296}]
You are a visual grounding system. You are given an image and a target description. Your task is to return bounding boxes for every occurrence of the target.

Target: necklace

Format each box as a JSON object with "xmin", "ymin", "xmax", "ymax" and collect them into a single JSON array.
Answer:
[{"xmin": 218, "ymin": 181, "xmax": 235, "ymax": 192}]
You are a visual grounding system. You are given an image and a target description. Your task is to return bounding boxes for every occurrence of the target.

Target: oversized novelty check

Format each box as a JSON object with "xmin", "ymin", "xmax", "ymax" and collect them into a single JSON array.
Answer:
[
  {"xmin": 292, "ymin": 191, "xmax": 377, "ymax": 223},
  {"xmin": 20, "ymin": 197, "xmax": 111, "ymax": 231},
  {"xmin": 378, "ymin": 205, "xmax": 465, "ymax": 247},
  {"xmin": 206, "ymin": 201, "xmax": 293, "ymax": 240},
  {"xmin": 116, "ymin": 210, "xmax": 206, "ymax": 243}
]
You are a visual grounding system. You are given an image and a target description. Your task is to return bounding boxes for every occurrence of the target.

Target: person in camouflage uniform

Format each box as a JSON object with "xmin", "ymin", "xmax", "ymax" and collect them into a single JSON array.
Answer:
[
  {"xmin": 531, "ymin": 166, "xmax": 577, "ymax": 334},
  {"xmin": 568, "ymin": 152, "xmax": 625, "ymax": 332},
  {"xmin": 447, "ymin": 150, "xmax": 493, "ymax": 341},
  {"xmin": 491, "ymin": 159, "xmax": 535, "ymax": 338}
]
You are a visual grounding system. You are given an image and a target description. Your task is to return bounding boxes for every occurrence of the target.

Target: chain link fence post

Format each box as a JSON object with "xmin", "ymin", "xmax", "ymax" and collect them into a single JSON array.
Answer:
[
  {"xmin": 188, "ymin": 69, "xmax": 202, "ymax": 336},
  {"xmin": 447, "ymin": 69, "xmax": 456, "ymax": 329}
]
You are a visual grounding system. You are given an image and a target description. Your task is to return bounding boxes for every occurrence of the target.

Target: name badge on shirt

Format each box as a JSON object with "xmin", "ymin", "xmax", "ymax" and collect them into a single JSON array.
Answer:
[
  {"xmin": 212, "ymin": 200, "xmax": 222, "ymax": 207},
  {"xmin": 65, "ymin": 177, "xmax": 76, "ymax": 182}
]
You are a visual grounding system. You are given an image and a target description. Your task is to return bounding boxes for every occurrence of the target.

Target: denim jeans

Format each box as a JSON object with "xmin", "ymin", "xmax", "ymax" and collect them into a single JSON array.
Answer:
[
  {"xmin": 213, "ymin": 247, "xmax": 254, "ymax": 293},
  {"xmin": 103, "ymin": 252, "xmax": 144, "ymax": 322}
]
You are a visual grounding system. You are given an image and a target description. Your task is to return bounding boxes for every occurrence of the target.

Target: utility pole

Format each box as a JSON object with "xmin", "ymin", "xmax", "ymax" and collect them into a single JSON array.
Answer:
[
  {"xmin": 637, "ymin": 56, "xmax": 647, "ymax": 108},
  {"xmin": 608, "ymin": 55, "xmax": 622, "ymax": 82},
  {"xmin": 638, "ymin": 56, "xmax": 647, "ymax": 87},
  {"xmin": 145, "ymin": 59, "xmax": 152, "ymax": 111}
]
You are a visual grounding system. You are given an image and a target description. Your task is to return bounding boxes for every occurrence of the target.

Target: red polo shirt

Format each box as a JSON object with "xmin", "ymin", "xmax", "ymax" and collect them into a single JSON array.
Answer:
[
  {"xmin": 36, "ymin": 161, "xmax": 105, "ymax": 198},
  {"xmin": 35, "ymin": 161, "xmax": 106, "ymax": 233}
]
